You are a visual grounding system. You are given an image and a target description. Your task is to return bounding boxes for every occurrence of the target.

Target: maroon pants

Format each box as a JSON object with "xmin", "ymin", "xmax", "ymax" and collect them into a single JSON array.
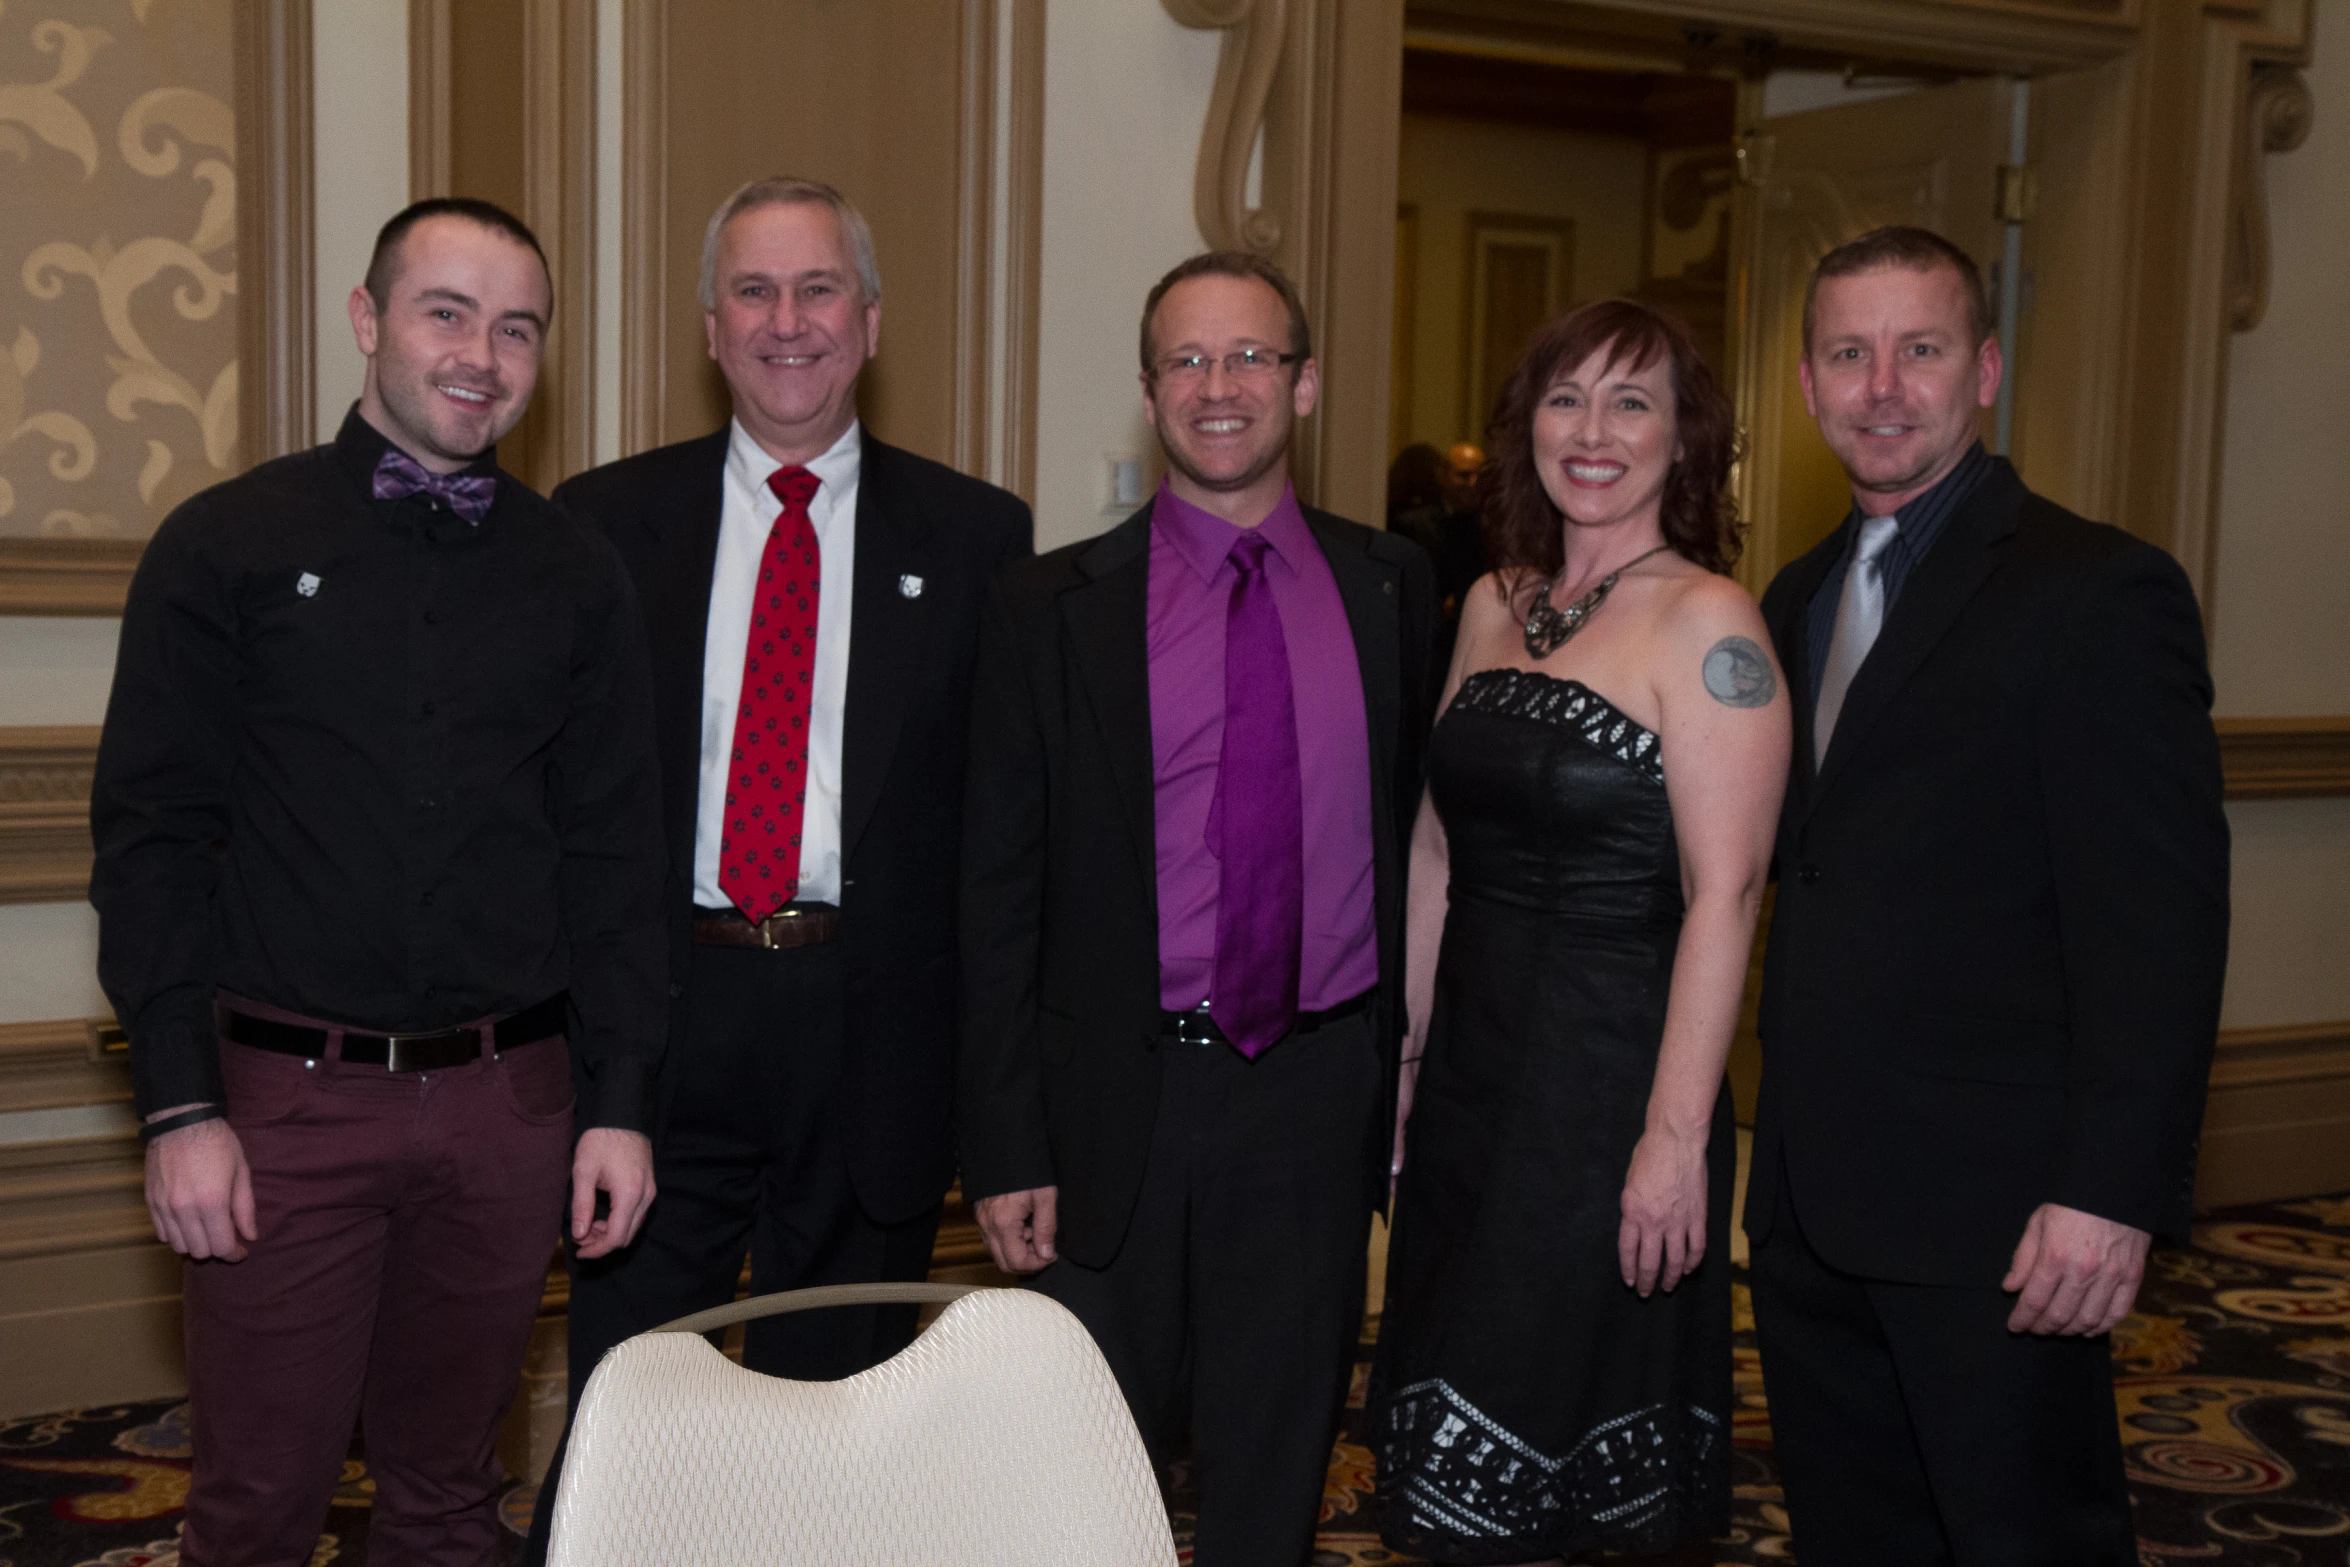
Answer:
[{"xmin": 180, "ymin": 1001, "xmax": 573, "ymax": 1567}]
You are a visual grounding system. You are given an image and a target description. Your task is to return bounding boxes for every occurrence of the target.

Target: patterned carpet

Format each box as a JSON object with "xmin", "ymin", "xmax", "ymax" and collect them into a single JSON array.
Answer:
[{"xmin": 4, "ymin": 1192, "xmax": 2348, "ymax": 1565}]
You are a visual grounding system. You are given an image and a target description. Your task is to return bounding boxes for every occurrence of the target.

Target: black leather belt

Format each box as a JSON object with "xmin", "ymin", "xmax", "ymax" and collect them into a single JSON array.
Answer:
[
  {"xmin": 219, "ymin": 992, "xmax": 569, "ymax": 1073},
  {"xmin": 692, "ymin": 903, "xmax": 841, "ymax": 950},
  {"xmin": 1160, "ymin": 990, "xmax": 1372, "ymax": 1048}
]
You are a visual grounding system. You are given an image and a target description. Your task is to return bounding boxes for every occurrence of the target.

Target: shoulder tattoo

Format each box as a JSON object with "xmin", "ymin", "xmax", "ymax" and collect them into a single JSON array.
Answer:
[{"xmin": 1701, "ymin": 636, "xmax": 1776, "ymax": 709}]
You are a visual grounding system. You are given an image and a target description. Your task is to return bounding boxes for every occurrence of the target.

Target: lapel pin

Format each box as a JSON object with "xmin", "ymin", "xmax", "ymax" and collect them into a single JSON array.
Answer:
[
  {"xmin": 899, "ymin": 574, "xmax": 924, "ymax": 599},
  {"xmin": 296, "ymin": 572, "xmax": 321, "ymax": 597}
]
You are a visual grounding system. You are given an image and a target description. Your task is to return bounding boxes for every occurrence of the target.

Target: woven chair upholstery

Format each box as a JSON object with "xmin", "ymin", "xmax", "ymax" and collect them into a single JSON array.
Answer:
[{"xmin": 545, "ymin": 1283, "xmax": 1177, "ymax": 1566}]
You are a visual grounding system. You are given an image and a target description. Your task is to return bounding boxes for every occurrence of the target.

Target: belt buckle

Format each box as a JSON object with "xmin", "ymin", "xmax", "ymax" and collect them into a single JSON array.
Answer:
[
  {"xmin": 381, "ymin": 1029, "xmax": 460, "ymax": 1072},
  {"xmin": 760, "ymin": 908, "xmax": 806, "ymax": 949}
]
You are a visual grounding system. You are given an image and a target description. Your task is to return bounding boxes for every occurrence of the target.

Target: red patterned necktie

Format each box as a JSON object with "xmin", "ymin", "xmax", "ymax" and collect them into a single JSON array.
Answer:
[{"xmin": 719, "ymin": 465, "xmax": 823, "ymax": 922}]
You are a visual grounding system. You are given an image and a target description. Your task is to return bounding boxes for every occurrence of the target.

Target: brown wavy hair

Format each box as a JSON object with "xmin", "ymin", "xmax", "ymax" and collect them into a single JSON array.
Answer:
[{"xmin": 1479, "ymin": 298, "xmax": 1742, "ymax": 591}]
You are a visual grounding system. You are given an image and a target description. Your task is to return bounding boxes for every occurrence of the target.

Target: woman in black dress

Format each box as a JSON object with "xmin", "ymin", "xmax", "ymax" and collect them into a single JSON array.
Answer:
[{"xmin": 1371, "ymin": 300, "xmax": 1789, "ymax": 1564}]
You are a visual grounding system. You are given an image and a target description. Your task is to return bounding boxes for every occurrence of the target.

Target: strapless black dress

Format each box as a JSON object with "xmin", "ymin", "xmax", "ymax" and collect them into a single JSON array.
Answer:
[{"xmin": 1371, "ymin": 668, "xmax": 1732, "ymax": 1561}]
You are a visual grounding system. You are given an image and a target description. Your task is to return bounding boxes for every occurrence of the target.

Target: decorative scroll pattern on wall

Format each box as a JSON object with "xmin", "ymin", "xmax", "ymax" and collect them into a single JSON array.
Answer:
[{"xmin": 0, "ymin": 0, "xmax": 236, "ymax": 540}]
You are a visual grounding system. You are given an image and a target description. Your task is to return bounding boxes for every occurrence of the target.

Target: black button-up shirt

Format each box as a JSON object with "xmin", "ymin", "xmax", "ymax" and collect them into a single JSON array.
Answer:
[
  {"xmin": 91, "ymin": 410, "xmax": 667, "ymax": 1130},
  {"xmin": 1803, "ymin": 440, "xmax": 1995, "ymax": 706}
]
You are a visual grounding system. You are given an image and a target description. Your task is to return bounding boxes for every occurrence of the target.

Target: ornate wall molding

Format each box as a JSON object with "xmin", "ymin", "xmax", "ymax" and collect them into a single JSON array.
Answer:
[
  {"xmin": 0, "ymin": 538, "xmax": 140, "ymax": 616},
  {"xmin": 2216, "ymin": 716, "xmax": 2350, "ymax": 799},
  {"xmin": 0, "ymin": 725, "xmax": 99, "ymax": 904},
  {"xmin": 232, "ymin": 0, "xmax": 315, "ymax": 470},
  {"xmin": 2227, "ymin": 63, "xmax": 2313, "ymax": 334},
  {"xmin": 1164, "ymin": 0, "xmax": 1289, "ymax": 256},
  {"xmin": 618, "ymin": 0, "xmax": 668, "ymax": 460}
]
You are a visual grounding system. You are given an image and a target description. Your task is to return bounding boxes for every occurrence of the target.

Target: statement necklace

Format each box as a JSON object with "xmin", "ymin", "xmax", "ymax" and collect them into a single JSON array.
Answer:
[{"xmin": 1523, "ymin": 543, "xmax": 1675, "ymax": 659}]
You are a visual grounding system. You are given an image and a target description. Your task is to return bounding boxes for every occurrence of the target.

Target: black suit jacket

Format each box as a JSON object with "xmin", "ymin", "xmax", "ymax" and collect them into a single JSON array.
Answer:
[
  {"xmin": 1744, "ymin": 459, "xmax": 2229, "ymax": 1288},
  {"xmin": 957, "ymin": 500, "xmax": 1436, "ymax": 1269},
  {"xmin": 553, "ymin": 428, "xmax": 1033, "ymax": 1224}
]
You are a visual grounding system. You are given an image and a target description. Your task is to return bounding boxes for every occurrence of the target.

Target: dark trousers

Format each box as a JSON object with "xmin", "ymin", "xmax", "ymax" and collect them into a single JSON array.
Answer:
[
  {"xmin": 521, "ymin": 940, "xmax": 941, "ymax": 1565},
  {"xmin": 180, "ymin": 1015, "xmax": 572, "ymax": 1567},
  {"xmin": 1038, "ymin": 1010, "xmax": 1382, "ymax": 1567},
  {"xmin": 1748, "ymin": 1173, "xmax": 2137, "ymax": 1567}
]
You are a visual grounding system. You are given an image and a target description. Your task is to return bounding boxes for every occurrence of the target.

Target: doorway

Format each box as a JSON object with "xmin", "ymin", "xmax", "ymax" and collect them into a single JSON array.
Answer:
[{"xmin": 1388, "ymin": 10, "xmax": 2031, "ymax": 1122}]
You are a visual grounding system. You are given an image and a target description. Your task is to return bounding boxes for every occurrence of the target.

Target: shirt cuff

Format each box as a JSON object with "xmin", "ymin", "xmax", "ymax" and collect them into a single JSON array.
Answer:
[
  {"xmin": 129, "ymin": 1014, "xmax": 226, "ymax": 1122},
  {"xmin": 579, "ymin": 1055, "xmax": 652, "ymax": 1134}
]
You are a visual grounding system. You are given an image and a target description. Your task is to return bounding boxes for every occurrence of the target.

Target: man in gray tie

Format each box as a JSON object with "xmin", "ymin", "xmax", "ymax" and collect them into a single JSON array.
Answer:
[{"xmin": 1744, "ymin": 226, "xmax": 2229, "ymax": 1565}]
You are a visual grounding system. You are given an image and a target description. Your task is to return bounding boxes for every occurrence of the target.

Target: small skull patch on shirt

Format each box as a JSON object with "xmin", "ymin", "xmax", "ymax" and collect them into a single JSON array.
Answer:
[
  {"xmin": 899, "ymin": 574, "xmax": 924, "ymax": 599},
  {"xmin": 296, "ymin": 572, "xmax": 321, "ymax": 598}
]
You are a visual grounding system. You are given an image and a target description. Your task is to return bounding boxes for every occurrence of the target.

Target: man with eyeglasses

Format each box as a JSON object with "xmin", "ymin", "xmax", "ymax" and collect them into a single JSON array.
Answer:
[{"xmin": 960, "ymin": 251, "xmax": 1436, "ymax": 1564}]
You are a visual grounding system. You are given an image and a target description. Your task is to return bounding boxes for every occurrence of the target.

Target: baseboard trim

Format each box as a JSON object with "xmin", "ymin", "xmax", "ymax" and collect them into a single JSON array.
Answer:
[{"xmin": 2198, "ymin": 1019, "xmax": 2350, "ymax": 1208}]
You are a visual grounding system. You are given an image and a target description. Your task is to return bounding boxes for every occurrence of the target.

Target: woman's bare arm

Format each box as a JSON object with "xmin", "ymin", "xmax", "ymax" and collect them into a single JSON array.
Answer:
[{"xmin": 1618, "ymin": 575, "xmax": 1790, "ymax": 1295}]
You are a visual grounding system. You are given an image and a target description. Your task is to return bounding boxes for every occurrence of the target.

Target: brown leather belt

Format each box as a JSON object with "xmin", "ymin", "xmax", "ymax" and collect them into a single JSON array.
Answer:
[{"xmin": 692, "ymin": 903, "xmax": 841, "ymax": 950}]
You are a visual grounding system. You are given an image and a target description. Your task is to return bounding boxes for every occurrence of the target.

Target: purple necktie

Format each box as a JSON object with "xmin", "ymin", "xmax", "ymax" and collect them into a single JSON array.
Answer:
[
  {"xmin": 1210, "ymin": 531, "xmax": 1303, "ymax": 1058},
  {"xmin": 373, "ymin": 447, "xmax": 496, "ymax": 526}
]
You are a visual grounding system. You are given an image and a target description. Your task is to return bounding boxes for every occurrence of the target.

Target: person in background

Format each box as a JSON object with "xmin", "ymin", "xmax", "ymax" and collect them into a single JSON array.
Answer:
[
  {"xmin": 92, "ymin": 197, "xmax": 665, "ymax": 1567},
  {"xmin": 1746, "ymin": 225, "xmax": 2229, "ymax": 1565},
  {"xmin": 521, "ymin": 174, "xmax": 1030, "ymax": 1563},
  {"xmin": 959, "ymin": 250, "xmax": 1435, "ymax": 1566},
  {"xmin": 1372, "ymin": 298, "xmax": 1784, "ymax": 1564},
  {"xmin": 1389, "ymin": 441, "xmax": 1489, "ymax": 673}
]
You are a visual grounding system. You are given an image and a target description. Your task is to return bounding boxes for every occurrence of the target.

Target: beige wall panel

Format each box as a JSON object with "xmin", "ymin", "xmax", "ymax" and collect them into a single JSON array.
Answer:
[
  {"xmin": 0, "ymin": 1247, "xmax": 182, "ymax": 1418},
  {"xmin": 0, "ymin": 619, "xmax": 116, "ymax": 726},
  {"xmin": 2012, "ymin": 55, "xmax": 2132, "ymax": 523},
  {"xmin": 2219, "ymin": 797, "xmax": 2350, "ymax": 1030},
  {"xmin": 651, "ymin": 0, "xmax": 968, "ymax": 463},
  {"xmin": 1030, "ymin": 2, "xmax": 1220, "ymax": 550},
  {"xmin": 311, "ymin": 0, "xmax": 407, "ymax": 440},
  {"xmin": 2211, "ymin": 22, "xmax": 2350, "ymax": 717},
  {"xmin": 0, "ymin": 905, "xmax": 105, "ymax": 1025},
  {"xmin": 1395, "ymin": 114, "xmax": 1645, "ymax": 452}
]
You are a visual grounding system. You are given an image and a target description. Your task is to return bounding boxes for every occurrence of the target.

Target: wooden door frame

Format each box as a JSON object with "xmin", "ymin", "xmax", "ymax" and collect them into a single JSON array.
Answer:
[{"xmin": 1163, "ymin": 0, "xmax": 2315, "ymax": 620}]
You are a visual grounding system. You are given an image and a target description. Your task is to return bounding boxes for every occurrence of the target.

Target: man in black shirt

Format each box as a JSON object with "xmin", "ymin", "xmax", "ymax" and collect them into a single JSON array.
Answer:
[{"xmin": 91, "ymin": 198, "xmax": 665, "ymax": 1567}]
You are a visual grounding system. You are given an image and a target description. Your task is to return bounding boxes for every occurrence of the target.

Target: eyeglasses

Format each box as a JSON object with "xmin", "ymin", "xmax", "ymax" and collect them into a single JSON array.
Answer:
[{"xmin": 1152, "ymin": 348, "xmax": 1302, "ymax": 384}]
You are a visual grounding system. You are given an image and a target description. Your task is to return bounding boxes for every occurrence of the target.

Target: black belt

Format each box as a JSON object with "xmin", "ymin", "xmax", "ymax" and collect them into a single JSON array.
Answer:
[
  {"xmin": 219, "ymin": 992, "xmax": 569, "ymax": 1073},
  {"xmin": 1159, "ymin": 990, "xmax": 1373, "ymax": 1048}
]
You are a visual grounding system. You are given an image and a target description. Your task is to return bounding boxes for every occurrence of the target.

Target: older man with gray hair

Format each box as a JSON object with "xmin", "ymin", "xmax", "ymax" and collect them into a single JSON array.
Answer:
[{"xmin": 520, "ymin": 175, "xmax": 1031, "ymax": 1560}]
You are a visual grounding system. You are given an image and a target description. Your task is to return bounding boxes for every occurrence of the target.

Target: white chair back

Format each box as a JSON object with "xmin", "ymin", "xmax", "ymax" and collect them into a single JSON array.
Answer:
[{"xmin": 546, "ymin": 1283, "xmax": 1177, "ymax": 1566}]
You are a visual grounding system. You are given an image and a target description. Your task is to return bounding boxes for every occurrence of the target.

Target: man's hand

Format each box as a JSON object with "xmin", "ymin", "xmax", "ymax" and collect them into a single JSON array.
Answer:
[
  {"xmin": 145, "ymin": 1111, "xmax": 256, "ymax": 1262},
  {"xmin": 975, "ymin": 1185, "xmax": 1059, "ymax": 1274},
  {"xmin": 571, "ymin": 1128, "xmax": 656, "ymax": 1259},
  {"xmin": 2002, "ymin": 1202, "xmax": 2150, "ymax": 1335},
  {"xmin": 1390, "ymin": 1057, "xmax": 1422, "ymax": 1195}
]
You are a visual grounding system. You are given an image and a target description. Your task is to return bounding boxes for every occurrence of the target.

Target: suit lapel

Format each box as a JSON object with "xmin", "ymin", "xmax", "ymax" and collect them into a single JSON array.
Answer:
[
  {"xmin": 1065, "ymin": 507, "xmax": 1158, "ymax": 899},
  {"xmin": 654, "ymin": 433, "xmax": 730, "ymax": 881},
  {"xmin": 1771, "ymin": 527, "xmax": 1843, "ymax": 815},
  {"xmin": 839, "ymin": 434, "xmax": 935, "ymax": 867},
  {"xmin": 1809, "ymin": 465, "xmax": 2025, "ymax": 809},
  {"xmin": 1310, "ymin": 513, "xmax": 1402, "ymax": 836}
]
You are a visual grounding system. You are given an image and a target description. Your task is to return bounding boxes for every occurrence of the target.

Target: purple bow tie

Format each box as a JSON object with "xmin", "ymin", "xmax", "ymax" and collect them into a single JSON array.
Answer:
[{"xmin": 373, "ymin": 447, "xmax": 496, "ymax": 526}]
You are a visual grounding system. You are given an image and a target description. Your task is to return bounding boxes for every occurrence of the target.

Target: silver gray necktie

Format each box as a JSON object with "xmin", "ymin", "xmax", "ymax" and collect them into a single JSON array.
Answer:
[{"xmin": 1814, "ymin": 513, "xmax": 1902, "ymax": 767}]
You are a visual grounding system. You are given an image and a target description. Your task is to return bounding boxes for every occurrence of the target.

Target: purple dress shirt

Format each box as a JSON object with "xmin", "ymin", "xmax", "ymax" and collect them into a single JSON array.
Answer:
[{"xmin": 1147, "ymin": 479, "xmax": 1378, "ymax": 1014}]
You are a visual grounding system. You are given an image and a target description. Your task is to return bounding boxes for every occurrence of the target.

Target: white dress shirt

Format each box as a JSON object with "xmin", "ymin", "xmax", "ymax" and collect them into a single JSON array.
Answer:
[{"xmin": 693, "ymin": 418, "xmax": 860, "ymax": 909}]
